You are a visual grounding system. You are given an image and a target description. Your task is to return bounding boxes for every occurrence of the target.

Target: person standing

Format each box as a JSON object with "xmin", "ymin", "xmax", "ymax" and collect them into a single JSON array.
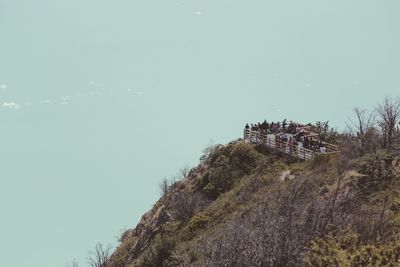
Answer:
[{"xmin": 304, "ymin": 136, "xmax": 310, "ymax": 149}]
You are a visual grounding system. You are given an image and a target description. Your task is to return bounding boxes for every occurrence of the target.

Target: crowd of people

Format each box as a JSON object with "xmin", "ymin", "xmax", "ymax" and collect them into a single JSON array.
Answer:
[
  {"xmin": 245, "ymin": 119, "xmax": 302, "ymax": 135},
  {"xmin": 244, "ymin": 119, "xmax": 328, "ymax": 153}
]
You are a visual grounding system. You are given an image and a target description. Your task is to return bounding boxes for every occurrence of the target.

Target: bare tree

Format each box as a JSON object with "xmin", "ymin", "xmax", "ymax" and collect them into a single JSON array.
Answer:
[
  {"xmin": 178, "ymin": 165, "xmax": 191, "ymax": 180},
  {"xmin": 199, "ymin": 178, "xmax": 322, "ymax": 267},
  {"xmin": 66, "ymin": 259, "xmax": 79, "ymax": 267},
  {"xmin": 169, "ymin": 191, "xmax": 210, "ymax": 222},
  {"xmin": 159, "ymin": 166, "xmax": 191, "ymax": 197},
  {"xmin": 348, "ymin": 108, "xmax": 374, "ymax": 139},
  {"xmin": 159, "ymin": 177, "xmax": 170, "ymax": 196},
  {"xmin": 347, "ymin": 107, "xmax": 379, "ymax": 154},
  {"xmin": 88, "ymin": 243, "xmax": 111, "ymax": 267},
  {"xmin": 376, "ymin": 96, "xmax": 400, "ymax": 148},
  {"xmin": 200, "ymin": 140, "xmax": 220, "ymax": 164}
]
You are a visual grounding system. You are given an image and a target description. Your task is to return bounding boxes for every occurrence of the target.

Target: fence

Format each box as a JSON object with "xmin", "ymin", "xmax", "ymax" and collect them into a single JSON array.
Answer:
[{"xmin": 243, "ymin": 129, "xmax": 338, "ymax": 161}]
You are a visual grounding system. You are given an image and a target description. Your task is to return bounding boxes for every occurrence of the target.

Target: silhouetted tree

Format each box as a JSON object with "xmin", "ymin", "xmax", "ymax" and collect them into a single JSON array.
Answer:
[
  {"xmin": 376, "ymin": 96, "xmax": 400, "ymax": 148},
  {"xmin": 88, "ymin": 243, "xmax": 111, "ymax": 267},
  {"xmin": 178, "ymin": 165, "xmax": 191, "ymax": 179},
  {"xmin": 348, "ymin": 107, "xmax": 378, "ymax": 154},
  {"xmin": 159, "ymin": 177, "xmax": 170, "ymax": 196}
]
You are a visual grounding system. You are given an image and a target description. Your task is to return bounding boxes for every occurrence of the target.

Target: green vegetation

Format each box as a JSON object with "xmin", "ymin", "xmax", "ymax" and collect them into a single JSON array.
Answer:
[
  {"xmin": 138, "ymin": 234, "xmax": 177, "ymax": 267},
  {"xmin": 79, "ymin": 97, "xmax": 400, "ymax": 267},
  {"xmin": 196, "ymin": 142, "xmax": 263, "ymax": 199},
  {"xmin": 352, "ymin": 151, "xmax": 397, "ymax": 196},
  {"xmin": 186, "ymin": 214, "xmax": 210, "ymax": 235},
  {"xmin": 105, "ymin": 136, "xmax": 400, "ymax": 266},
  {"xmin": 306, "ymin": 232, "xmax": 400, "ymax": 267}
]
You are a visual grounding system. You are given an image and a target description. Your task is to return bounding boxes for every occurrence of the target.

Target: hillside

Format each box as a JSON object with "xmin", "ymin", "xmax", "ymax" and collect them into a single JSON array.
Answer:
[{"xmin": 106, "ymin": 139, "xmax": 400, "ymax": 267}]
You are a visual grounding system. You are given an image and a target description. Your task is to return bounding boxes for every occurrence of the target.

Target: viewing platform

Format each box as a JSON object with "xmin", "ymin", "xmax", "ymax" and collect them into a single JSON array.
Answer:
[{"xmin": 243, "ymin": 121, "xmax": 340, "ymax": 161}]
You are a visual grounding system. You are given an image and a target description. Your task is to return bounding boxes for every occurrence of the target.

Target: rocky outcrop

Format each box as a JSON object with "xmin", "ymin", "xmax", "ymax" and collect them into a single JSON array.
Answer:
[{"xmin": 107, "ymin": 165, "xmax": 205, "ymax": 266}]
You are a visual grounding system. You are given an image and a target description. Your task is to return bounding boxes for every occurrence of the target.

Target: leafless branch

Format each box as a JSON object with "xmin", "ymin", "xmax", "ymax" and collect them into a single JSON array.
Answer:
[
  {"xmin": 376, "ymin": 96, "xmax": 400, "ymax": 148},
  {"xmin": 88, "ymin": 243, "xmax": 111, "ymax": 267}
]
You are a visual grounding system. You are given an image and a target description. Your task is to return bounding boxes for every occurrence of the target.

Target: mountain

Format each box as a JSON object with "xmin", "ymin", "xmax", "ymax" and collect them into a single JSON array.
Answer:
[{"xmin": 105, "ymin": 137, "xmax": 400, "ymax": 267}]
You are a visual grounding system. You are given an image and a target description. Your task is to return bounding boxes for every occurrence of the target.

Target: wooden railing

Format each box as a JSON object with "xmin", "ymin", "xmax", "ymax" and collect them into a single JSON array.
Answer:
[
  {"xmin": 393, "ymin": 131, "xmax": 400, "ymax": 151},
  {"xmin": 243, "ymin": 129, "xmax": 338, "ymax": 160}
]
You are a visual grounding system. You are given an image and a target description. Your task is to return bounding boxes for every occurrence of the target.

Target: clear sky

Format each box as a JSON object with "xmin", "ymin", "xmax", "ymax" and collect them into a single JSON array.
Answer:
[{"xmin": 0, "ymin": 1, "xmax": 399, "ymax": 266}]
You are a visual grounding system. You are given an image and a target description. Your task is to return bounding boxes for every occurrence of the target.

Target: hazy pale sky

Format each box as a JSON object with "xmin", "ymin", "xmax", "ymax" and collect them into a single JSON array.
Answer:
[{"xmin": 0, "ymin": 1, "xmax": 399, "ymax": 266}]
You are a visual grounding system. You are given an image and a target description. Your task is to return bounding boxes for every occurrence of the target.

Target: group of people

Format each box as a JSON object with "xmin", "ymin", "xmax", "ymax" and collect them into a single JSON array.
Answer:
[
  {"xmin": 245, "ymin": 119, "xmax": 302, "ymax": 135},
  {"xmin": 244, "ymin": 119, "xmax": 328, "ymax": 153}
]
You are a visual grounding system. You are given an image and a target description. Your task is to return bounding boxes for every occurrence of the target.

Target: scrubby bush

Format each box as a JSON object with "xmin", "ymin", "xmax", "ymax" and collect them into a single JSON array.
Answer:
[
  {"xmin": 197, "ymin": 143, "xmax": 263, "ymax": 199},
  {"xmin": 138, "ymin": 235, "xmax": 176, "ymax": 267},
  {"xmin": 235, "ymin": 176, "xmax": 262, "ymax": 204},
  {"xmin": 305, "ymin": 232, "xmax": 400, "ymax": 267},
  {"xmin": 169, "ymin": 191, "xmax": 210, "ymax": 223},
  {"xmin": 187, "ymin": 214, "xmax": 210, "ymax": 234},
  {"xmin": 312, "ymin": 121, "xmax": 339, "ymax": 144},
  {"xmin": 118, "ymin": 229, "xmax": 131, "ymax": 243},
  {"xmin": 352, "ymin": 151, "xmax": 396, "ymax": 195},
  {"xmin": 199, "ymin": 177, "xmax": 321, "ymax": 267},
  {"xmin": 305, "ymin": 232, "xmax": 357, "ymax": 267}
]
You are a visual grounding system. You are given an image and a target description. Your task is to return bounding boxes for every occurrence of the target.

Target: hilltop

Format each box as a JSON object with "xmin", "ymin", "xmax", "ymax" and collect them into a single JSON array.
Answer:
[
  {"xmin": 77, "ymin": 97, "xmax": 400, "ymax": 267},
  {"xmin": 105, "ymin": 138, "xmax": 400, "ymax": 266}
]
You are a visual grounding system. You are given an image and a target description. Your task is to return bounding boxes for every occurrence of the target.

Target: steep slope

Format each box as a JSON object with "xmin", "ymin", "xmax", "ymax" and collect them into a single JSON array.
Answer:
[{"xmin": 107, "ymin": 141, "xmax": 400, "ymax": 267}]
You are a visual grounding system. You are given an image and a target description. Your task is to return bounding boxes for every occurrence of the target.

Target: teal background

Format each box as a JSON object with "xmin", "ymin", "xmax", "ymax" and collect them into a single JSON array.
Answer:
[{"xmin": 0, "ymin": 1, "xmax": 399, "ymax": 266}]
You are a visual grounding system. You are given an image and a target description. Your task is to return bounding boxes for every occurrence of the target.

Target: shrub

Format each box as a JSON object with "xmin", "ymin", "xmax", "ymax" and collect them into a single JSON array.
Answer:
[
  {"xmin": 187, "ymin": 214, "xmax": 210, "ymax": 234},
  {"xmin": 138, "ymin": 235, "xmax": 176, "ymax": 267},
  {"xmin": 169, "ymin": 191, "xmax": 210, "ymax": 223},
  {"xmin": 235, "ymin": 176, "xmax": 262, "ymax": 204},
  {"xmin": 198, "ymin": 143, "xmax": 263, "ymax": 199},
  {"xmin": 305, "ymin": 232, "xmax": 400, "ymax": 267},
  {"xmin": 312, "ymin": 121, "xmax": 339, "ymax": 144},
  {"xmin": 118, "ymin": 229, "xmax": 131, "ymax": 243},
  {"xmin": 352, "ymin": 151, "xmax": 396, "ymax": 195},
  {"xmin": 199, "ymin": 177, "xmax": 321, "ymax": 267}
]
